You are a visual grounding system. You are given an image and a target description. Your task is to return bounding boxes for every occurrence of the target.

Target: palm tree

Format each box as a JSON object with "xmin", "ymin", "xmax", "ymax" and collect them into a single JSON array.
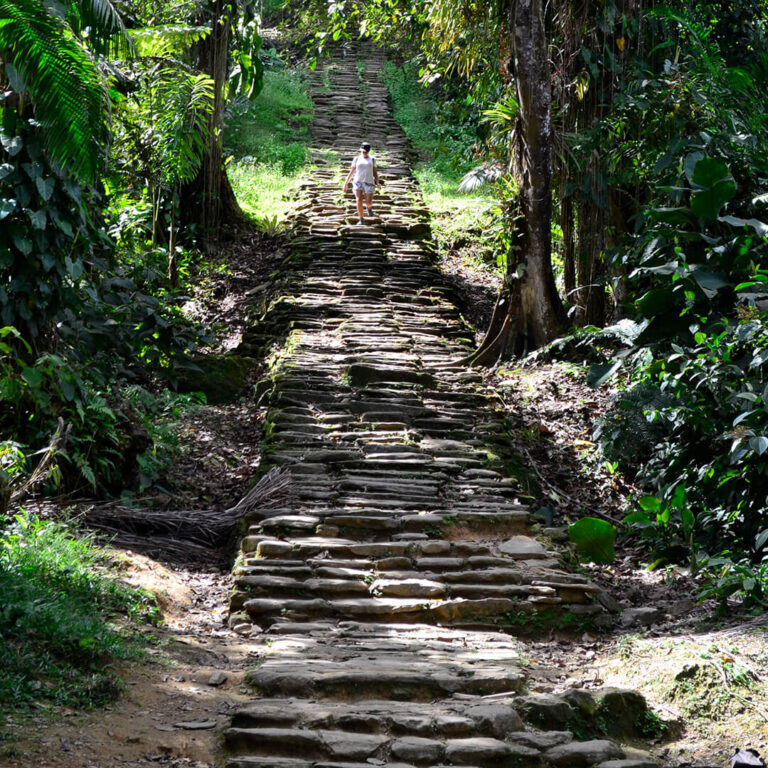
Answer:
[{"xmin": 0, "ymin": 0, "xmax": 129, "ymax": 182}]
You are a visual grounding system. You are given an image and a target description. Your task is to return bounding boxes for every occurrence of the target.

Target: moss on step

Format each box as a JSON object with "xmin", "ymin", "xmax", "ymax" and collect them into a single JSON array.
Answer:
[{"xmin": 176, "ymin": 354, "xmax": 256, "ymax": 404}]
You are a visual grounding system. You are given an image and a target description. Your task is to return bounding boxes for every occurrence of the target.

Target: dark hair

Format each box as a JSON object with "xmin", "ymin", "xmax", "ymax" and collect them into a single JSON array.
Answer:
[{"xmin": 360, "ymin": 142, "xmax": 371, "ymax": 151}]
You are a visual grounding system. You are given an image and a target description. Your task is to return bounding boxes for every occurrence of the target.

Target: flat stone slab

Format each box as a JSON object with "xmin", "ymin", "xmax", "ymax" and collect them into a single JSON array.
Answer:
[
  {"xmin": 499, "ymin": 536, "xmax": 550, "ymax": 558},
  {"xmin": 546, "ymin": 740, "xmax": 624, "ymax": 767}
]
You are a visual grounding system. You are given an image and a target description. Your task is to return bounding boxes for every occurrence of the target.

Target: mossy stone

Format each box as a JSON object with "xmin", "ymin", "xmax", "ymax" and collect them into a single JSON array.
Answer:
[{"xmin": 177, "ymin": 354, "xmax": 256, "ymax": 404}]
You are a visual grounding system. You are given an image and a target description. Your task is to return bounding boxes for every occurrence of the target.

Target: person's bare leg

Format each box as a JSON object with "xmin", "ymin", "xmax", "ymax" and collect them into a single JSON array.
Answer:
[
  {"xmin": 365, "ymin": 191, "xmax": 374, "ymax": 216},
  {"xmin": 355, "ymin": 190, "xmax": 365, "ymax": 222}
]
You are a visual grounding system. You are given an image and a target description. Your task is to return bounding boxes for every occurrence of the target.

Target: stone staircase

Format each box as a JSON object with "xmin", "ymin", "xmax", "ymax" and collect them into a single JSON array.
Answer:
[{"xmin": 226, "ymin": 44, "xmax": 659, "ymax": 768}]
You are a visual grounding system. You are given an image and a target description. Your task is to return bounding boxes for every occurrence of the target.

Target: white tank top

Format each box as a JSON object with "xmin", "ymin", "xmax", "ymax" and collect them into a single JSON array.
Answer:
[{"xmin": 353, "ymin": 154, "xmax": 376, "ymax": 184}]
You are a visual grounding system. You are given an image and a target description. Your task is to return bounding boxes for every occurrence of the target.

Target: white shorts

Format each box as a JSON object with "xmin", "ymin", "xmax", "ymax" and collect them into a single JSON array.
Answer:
[{"xmin": 353, "ymin": 181, "xmax": 375, "ymax": 195}]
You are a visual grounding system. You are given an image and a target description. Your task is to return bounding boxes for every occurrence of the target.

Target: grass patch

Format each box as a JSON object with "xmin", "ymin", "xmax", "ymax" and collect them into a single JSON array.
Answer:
[
  {"xmin": 225, "ymin": 66, "xmax": 314, "ymax": 226},
  {"xmin": 378, "ymin": 60, "xmax": 499, "ymax": 269},
  {"xmin": 0, "ymin": 512, "xmax": 159, "ymax": 714}
]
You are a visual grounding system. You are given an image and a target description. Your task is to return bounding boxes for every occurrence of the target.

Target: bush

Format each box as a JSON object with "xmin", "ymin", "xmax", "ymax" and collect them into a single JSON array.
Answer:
[{"xmin": 0, "ymin": 512, "xmax": 158, "ymax": 712}]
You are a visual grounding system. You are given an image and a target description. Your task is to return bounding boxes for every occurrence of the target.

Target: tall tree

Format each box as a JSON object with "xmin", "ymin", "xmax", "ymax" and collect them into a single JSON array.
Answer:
[
  {"xmin": 179, "ymin": 0, "xmax": 243, "ymax": 246},
  {"xmin": 466, "ymin": 0, "xmax": 567, "ymax": 362}
]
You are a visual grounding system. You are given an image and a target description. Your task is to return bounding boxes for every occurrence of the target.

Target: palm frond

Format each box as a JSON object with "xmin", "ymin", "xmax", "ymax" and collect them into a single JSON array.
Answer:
[
  {"xmin": 0, "ymin": 0, "xmax": 108, "ymax": 182},
  {"xmin": 129, "ymin": 24, "xmax": 211, "ymax": 58},
  {"xmin": 155, "ymin": 70, "xmax": 214, "ymax": 185},
  {"xmin": 67, "ymin": 0, "xmax": 134, "ymax": 57},
  {"xmin": 458, "ymin": 163, "xmax": 503, "ymax": 193}
]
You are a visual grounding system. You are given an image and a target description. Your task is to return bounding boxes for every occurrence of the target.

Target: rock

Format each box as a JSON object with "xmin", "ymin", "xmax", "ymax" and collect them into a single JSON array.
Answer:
[
  {"xmin": 444, "ymin": 737, "xmax": 511, "ymax": 764},
  {"xmin": 543, "ymin": 526, "xmax": 569, "ymax": 542},
  {"xmin": 176, "ymin": 354, "xmax": 255, "ymax": 404},
  {"xmin": 561, "ymin": 688, "xmax": 597, "ymax": 716},
  {"xmin": 517, "ymin": 694, "xmax": 574, "ymax": 730},
  {"xmin": 371, "ymin": 578, "xmax": 446, "ymax": 598},
  {"xmin": 499, "ymin": 536, "xmax": 549, "ymax": 558},
  {"xmin": 174, "ymin": 719, "xmax": 218, "ymax": 730},
  {"xmin": 619, "ymin": 607, "xmax": 663, "ymax": 627},
  {"xmin": 598, "ymin": 761, "xmax": 658, "ymax": 768},
  {"xmin": 594, "ymin": 688, "xmax": 648, "ymax": 739},
  {"xmin": 546, "ymin": 740, "xmax": 624, "ymax": 767},
  {"xmin": 321, "ymin": 731, "xmax": 387, "ymax": 759},
  {"xmin": 390, "ymin": 736, "xmax": 444, "ymax": 762},
  {"xmin": 510, "ymin": 731, "xmax": 572, "ymax": 750},
  {"xmin": 207, "ymin": 671, "xmax": 228, "ymax": 687},
  {"xmin": 466, "ymin": 702, "xmax": 524, "ymax": 737}
]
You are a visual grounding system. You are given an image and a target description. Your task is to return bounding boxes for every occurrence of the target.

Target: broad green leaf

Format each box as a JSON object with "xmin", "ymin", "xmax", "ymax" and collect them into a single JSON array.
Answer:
[
  {"xmin": 0, "ymin": 198, "xmax": 16, "ymax": 220},
  {"xmin": 749, "ymin": 436, "xmax": 768, "ymax": 455},
  {"xmin": 35, "ymin": 176, "xmax": 55, "ymax": 202},
  {"xmin": 13, "ymin": 237, "xmax": 32, "ymax": 256},
  {"xmin": 681, "ymin": 508, "xmax": 695, "ymax": 534},
  {"xmin": 636, "ymin": 287, "xmax": 675, "ymax": 318},
  {"xmin": 689, "ymin": 157, "xmax": 736, "ymax": 220},
  {"xmin": 719, "ymin": 215, "xmax": 768, "ymax": 238},
  {"xmin": 691, "ymin": 269, "xmax": 728, "ymax": 298},
  {"xmin": 568, "ymin": 517, "xmax": 616, "ymax": 565},
  {"xmin": 586, "ymin": 360, "xmax": 622, "ymax": 388},
  {"xmin": 0, "ymin": 134, "xmax": 23, "ymax": 156},
  {"xmin": 683, "ymin": 151, "xmax": 705, "ymax": 182},
  {"xmin": 624, "ymin": 511, "xmax": 653, "ymax": 528},
  {"xmin": 638, "ymin": 495, "xmax": 661, "ymax": 512},
  {"xmin": 21, "ymin": 367, "xmax": 44, "ymax": 387},
  {"xmin": 28, "ymin": 209, "xmax": 46, "ymax": 230},
  {"xmin": 755, "ymin": 529, "xmax": 768, "ymax": 550}
]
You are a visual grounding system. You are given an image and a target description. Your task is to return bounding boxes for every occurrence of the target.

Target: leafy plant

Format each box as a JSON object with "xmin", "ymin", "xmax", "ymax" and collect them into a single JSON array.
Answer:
[
  {"xmin": 625, "ymin": 485, "xmax": 697, "ymax": 569},
  {"xmin": 0, "ymin": 511, "xmax": 158, "ymax": 713},
  {"xmin": 568, "ymin": 517, "xmax": 617, "ymax": 564},
  {"xmin": 0, "ymin": 0, "xmax": 120, "ymax": 181}
]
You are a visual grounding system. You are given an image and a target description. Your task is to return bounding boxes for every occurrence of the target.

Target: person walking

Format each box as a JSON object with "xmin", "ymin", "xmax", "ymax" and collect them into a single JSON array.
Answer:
[{"xmin": 343, "ymin": 142, "xmax": 379, "ymax": 225}]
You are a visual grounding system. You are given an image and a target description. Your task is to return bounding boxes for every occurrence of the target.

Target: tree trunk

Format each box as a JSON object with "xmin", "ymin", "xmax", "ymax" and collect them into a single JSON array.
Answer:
[
  {"xmin": 560, "ymin": 176, "xmax": 575, "ymax": 299},
  {"xmin": 179, "ymin": 0, "xmax": 243, "ymax": 246},
  {"xmin": 468, "ymin": 0, "xmax": 566, "ymax": 364}
]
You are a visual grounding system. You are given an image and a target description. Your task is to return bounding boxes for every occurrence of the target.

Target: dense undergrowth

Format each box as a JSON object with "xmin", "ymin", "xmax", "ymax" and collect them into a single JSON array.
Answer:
[
  {"xmin": 226, "ymin": 62, "xmax": 314, "ymax": 227},
  {"xmin": 377, "ymin": 59, "xmax": 500, "ymax": 273},
  {"xmin": 0, "ymin": 511, "xmax": 158, "ymax": 714}
]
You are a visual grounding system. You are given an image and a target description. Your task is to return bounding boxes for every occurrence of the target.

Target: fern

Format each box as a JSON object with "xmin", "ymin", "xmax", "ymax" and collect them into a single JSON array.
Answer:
[
  {"xmin": 129, "ymin": 24, "xmax": 211, "ymax": 58},
  {"xmin": 154, "ymin": 70, "xmax": 215, "ymax": 185},
  {"xmin": 0, "ymin": 0, "xmax": 107, "ymax": 181},
  {"xmin": 66, "ymin": 0, "xmax": 134, "ymax": 57}
]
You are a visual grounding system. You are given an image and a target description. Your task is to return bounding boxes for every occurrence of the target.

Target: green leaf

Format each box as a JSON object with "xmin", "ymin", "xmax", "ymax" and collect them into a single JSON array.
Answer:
[
  {"xmin": 691, "ymin": 269, "xmax": 728, "ymax": 298},
  {"xmin": 0, "ymin": 134, "xmax": 23, "ymax": 156},
  {"xmin": 683, "ymin": 151, "xmax": 704, "ymax": 182},
  {"xmin": 689, "ymin": 157, "xmax": 736, "ymax": 220},
  {"xmin": 681, "ymin": 508, "xmax": 695, "ymax": 534},
  {"xmin": 21, "ymin": 367, "xmax": 44, "ymax": 387},
  {"xmin": 755, "ymin": 529, "xmax": 768, "ymax": 550},
  {"xmin": 0, "ymin": 198, "xmax": 16, "ymax": 220},
  {"xmin": 586, "ymin": 360, "xmax": 622, "ymax": 388},
  {"xmin": 719, "ymin": 215, "xmax": 768, "ymax": 238},
  {"xmin": 624, "ymin": 511, "xmax": 653, "ymax": 528},
  {"xmin": 35, "ymin": 176, "xmax": 55, "ymax": 202},
  {"xmin": 13, "ymin": 236, "xmax": 32, "ymax": 256},
  {"xmin": 568, "ymin": 517, "xmax": 616, "ymax": 565},
  {"xmin": 28, "ymin": 209, "xmax": 46, "ymax": 230},
  {"xmin": 636, "ymin": 287, "xmax": 675, "ymax": 318},
  {"xmin": 749, "ymin": 436, "xmax": 768, "ymax": 455},
  {"xmin": 638, "ymin": 495, "xmax": 661, "ymax": 513}
]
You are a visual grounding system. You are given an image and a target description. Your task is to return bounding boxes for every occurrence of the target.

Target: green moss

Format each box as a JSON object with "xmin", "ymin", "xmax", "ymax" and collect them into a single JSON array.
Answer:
[{"xmin": 176, "ymin": 354, "xmax": 256, "ymax": 404}]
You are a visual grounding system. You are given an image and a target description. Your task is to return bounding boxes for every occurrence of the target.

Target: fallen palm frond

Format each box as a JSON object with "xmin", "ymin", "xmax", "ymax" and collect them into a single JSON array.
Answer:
[{"xmin": 80, "ymin": 466, "xmax": 292, "ymax": 558}]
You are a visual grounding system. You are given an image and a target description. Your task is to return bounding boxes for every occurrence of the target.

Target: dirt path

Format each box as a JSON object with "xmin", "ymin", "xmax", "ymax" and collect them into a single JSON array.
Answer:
[{"xmin": 221, "ymin": 45, "xmax": 661, "ymax": 768}]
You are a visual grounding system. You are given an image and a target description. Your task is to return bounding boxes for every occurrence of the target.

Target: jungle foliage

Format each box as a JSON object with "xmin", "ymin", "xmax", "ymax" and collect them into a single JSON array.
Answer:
[{"xmin": 0, "ymin": 0, "xmax": 267, "ymax": 497}]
